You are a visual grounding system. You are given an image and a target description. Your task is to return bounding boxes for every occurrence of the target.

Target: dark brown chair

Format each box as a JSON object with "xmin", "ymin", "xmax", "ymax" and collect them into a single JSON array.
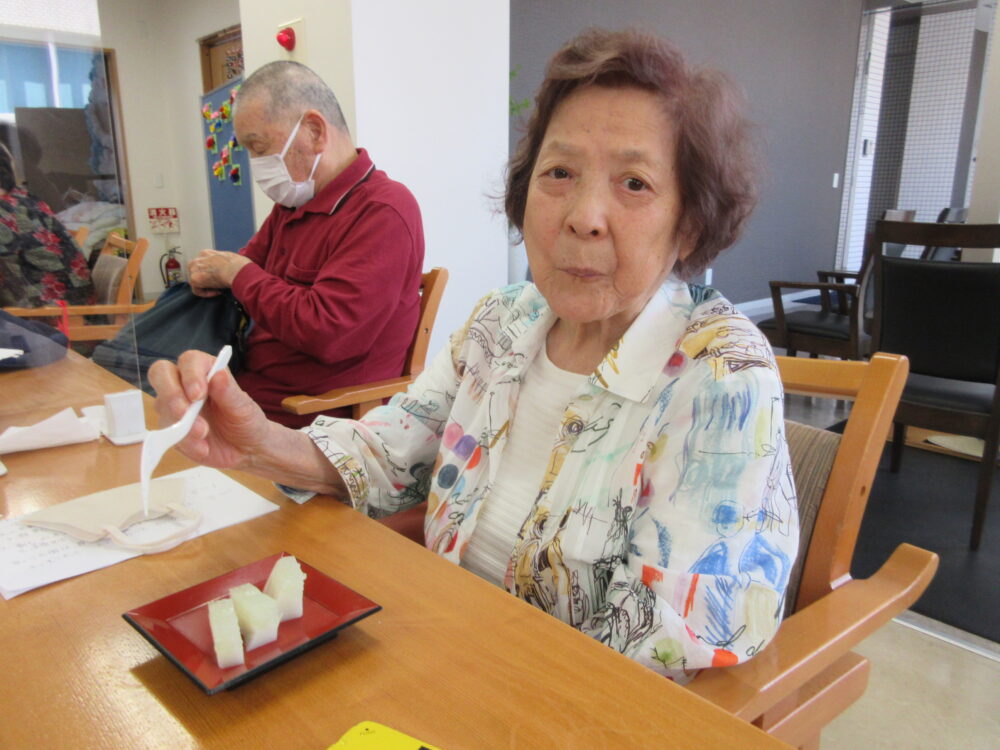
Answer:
[
  {"xmin": 757, "ymin": 209, "xmax": 915, "ymax": 360},
  {"xmin": 871, "ymin": 220, "xmax": 1000, "ymax": 550},
  {"xmin": 281, "ymin": 268, "xmax": 449, "ymax": 420},
  {"xmin": 920, "ymin": 206, "xmax": 968, "ymax": 261}
]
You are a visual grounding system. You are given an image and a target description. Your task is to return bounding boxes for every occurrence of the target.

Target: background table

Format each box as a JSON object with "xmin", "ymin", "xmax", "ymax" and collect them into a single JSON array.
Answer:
[{"xmin": 0, "ymin": 352, "xmax": 790, "ymax": 749}]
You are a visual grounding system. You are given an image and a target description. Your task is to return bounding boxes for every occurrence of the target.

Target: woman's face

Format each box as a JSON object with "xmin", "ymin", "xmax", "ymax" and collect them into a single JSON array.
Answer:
[{"xmin": 524, "ymin": 85, "xmax": 692, "ymax": 329}]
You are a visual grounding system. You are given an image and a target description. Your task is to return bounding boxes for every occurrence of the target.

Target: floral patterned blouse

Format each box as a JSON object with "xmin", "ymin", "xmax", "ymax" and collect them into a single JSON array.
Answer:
[
  {"xmin": 300, "ymin": 279, "xmax": 799, "ymax": 682},
  {"xmin": 0, "ymin": 188, "xmax": 95, "ymax": 308}
]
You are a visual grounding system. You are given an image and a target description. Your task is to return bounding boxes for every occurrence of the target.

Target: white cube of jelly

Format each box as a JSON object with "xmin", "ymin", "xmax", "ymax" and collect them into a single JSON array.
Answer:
[
  {"xmin": 228, "ymin": 583, "xmax": 281, "ymax": 651},
  {"xmin": 263, "ymin": 556, "xmax": 307, "ymax": 621},
  {"xmin": 208, "ymin": 598, "xmax": 244, "ymax": 669}
]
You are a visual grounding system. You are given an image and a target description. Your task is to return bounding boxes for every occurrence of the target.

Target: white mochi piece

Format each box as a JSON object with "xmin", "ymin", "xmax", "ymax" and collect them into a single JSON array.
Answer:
[
  {"xmin": 207, "ymin": 598, "xmax": 245, "ymax": 669},
  {"xmin": 263, "ymin": 556, "xmax": 307, "ymax": 621},
  {"xmin": 228, "ymin": 582, "xmax": 281, "ymax": 651}
]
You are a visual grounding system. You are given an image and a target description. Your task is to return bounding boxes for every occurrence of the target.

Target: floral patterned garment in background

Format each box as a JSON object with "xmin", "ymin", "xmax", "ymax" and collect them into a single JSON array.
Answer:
[
  {"xmin": 0, "ymin": 188, "xmax": 96, "ymax": 308},
  {"xmin": 301, "ymin": 280, "xmax": 799, "ymax": 682}
]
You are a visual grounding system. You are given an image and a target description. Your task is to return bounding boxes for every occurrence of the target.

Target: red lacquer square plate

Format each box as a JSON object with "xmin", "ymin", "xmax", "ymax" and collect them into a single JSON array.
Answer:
[{"xmin": 123, "ymin": 552, "xmax": 381, "ymax": 694}]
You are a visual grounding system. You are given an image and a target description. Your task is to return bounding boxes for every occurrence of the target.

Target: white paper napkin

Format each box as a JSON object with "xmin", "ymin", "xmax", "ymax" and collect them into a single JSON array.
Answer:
[{"xmin": 0, "ymin": 407, "xmax": 101, "ymax": 455}]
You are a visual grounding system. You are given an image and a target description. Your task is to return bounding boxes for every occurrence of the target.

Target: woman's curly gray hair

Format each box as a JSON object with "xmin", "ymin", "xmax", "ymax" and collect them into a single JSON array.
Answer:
[{"xmin": 505, "ymin": 28, "xmax": 759, "ymax": 278}]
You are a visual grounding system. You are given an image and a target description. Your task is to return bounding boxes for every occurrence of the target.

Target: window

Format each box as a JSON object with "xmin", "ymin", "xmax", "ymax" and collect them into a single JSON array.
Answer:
[{"xmin": 0, "ymin": 39, "xmax": 130, "ymax": 263}]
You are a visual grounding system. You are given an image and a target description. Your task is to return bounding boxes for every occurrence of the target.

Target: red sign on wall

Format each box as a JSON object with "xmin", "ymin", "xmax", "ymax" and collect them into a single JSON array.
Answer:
[{"xmin": 147, "ymin": 207, "xmax": 180, "ymax": 233}]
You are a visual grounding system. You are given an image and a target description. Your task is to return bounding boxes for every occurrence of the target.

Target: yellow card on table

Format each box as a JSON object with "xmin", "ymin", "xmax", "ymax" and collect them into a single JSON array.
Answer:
[{"xmin": 328, "ymin": 721, "xmax": 441, "ymax": 750}]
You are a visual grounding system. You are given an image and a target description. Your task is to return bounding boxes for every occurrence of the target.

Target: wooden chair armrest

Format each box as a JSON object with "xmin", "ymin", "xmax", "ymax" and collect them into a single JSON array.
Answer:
[
  {"xmin": 817, "ymin": 269, "xmax": 860, "ymax": 283},
  {"xmin": 281, "ymin": 376, "xmax": 413, "ymax": 415},
  {"xmin": 687, "ymin": 543, "xmax": 938, "ymax": 721},
  {"xmin": 815, "ymin": 271, "xmax": 860, "ymax": 313},
  {"xmin": 768, "ymin": 280, "xmax": 861, "ymax": 324},
  {"xmin": 767, "ymin": 280, "xmax": 860, "ymax": 295},
  {"xmin": 3, "ymin": 302, "xmax": 156, "ymax": 317}
]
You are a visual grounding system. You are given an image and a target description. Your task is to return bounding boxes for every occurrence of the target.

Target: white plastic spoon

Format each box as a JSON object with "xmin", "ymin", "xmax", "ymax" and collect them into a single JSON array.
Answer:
[{"xmin": 139, "ymin": 345, "xmax": 232, "ymax": 516}]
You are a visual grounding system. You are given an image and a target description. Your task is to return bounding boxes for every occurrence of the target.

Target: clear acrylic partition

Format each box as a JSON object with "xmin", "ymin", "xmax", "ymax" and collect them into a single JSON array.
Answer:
[{"xmin": 0, "ymin": 31, "xmax": 146, "ymax": 510}]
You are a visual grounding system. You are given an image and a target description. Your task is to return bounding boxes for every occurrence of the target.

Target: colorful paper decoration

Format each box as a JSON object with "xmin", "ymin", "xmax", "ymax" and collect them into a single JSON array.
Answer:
[{"xmin": 203, "ymin": 82, "xmax": 244, "ymax": 190}]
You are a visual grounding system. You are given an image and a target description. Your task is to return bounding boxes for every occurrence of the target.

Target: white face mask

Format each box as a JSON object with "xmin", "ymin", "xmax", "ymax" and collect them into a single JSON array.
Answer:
[{"xmin": 249, "ymin": 115, "xmax": 322, "ymax": 208}]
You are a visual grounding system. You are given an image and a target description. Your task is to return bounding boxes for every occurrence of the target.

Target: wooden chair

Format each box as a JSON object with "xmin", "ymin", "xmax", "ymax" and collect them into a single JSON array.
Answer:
[
  {"xmin": 920, "ymin": 206, "xmax": 968, "ymax": 261},
  {"xmin": 3, "ymin": 233, "xmax": 153, "ymax": 342},
  {"xmin": 281, "ymin": 267, "xmax": 449, "ymax": 420},
  {"xmin": 757, "ymin": 209, "xmax": 916, "ymax": 359},
  {"xmin": 688, "ymin": 353, "xmax": 938, "ymax": 748},
  {"xmin": 871, "ymin": 220, "xmax": 1000, "ymax": 550},
  {"xmin": 377, "ymin": 353, "xmax": 939, "ymax": 747}
]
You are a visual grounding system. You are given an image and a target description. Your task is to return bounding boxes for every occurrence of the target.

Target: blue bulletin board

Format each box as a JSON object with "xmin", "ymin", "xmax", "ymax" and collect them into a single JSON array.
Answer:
[{"xmin": 201, "ymin": 77, "xmax": 255, "ymax": 252}]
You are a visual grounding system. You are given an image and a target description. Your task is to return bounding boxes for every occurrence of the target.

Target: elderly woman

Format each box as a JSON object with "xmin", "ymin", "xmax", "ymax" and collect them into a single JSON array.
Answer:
[
  {"xmin": 151, "ymin": 29, "xmax": 798, "ymax": 683},
  {"xmin": 0, "ymin": 142, "xmax": 96, "ymax": 309}
]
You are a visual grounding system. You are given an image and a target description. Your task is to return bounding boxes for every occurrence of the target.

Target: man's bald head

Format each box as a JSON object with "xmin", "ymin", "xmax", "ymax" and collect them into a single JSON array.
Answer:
[{"xmin": 236, "ymin": 61, "xmax": 348, "ymax": 133}]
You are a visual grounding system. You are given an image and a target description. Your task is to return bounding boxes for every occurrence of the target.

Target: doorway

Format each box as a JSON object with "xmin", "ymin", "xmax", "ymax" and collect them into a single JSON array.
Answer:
[{"xmin": 837, "ymin": 0, "xmax": 995, "ymax": 270}]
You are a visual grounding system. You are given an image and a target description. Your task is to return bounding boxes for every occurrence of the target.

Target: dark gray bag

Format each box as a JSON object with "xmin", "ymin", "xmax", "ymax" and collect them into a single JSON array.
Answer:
[
  {"xmin": 91, "ymin": 283, "xmax": 249, "ymax": 393},
  {"xmin": 0, "ymin": 309, "xmax": 69, "ymax": 369}
]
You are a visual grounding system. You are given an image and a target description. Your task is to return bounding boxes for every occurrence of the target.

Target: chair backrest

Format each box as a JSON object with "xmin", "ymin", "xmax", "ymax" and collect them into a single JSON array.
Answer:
[
  {"xmin": 95, "ymin": 233, "xmax": 150, "ymax": 306},
  {"xmin": 855, "ymin": 210, "xmax": 917, "ymax": 316},
  {"xmin": 880, "ymin": 208, "xmax": 916, "ymax": 257},
  {"xmin": 777, "ymin": 353, "xmax": 909, "ymax": 612},
  {"xmin": 404, "ymin": 267, "xmax": 448, "ymax": 378},
  {"xmin": 935, "ymin": 206, "xmax": 968, "ymax": 223},
  {"xmin": 872, "ymin": 221, "xmax": 1000, "ymax": 384},
  {"xmin": 922, "ymin": 206, "xmax": 969, "ymax": 260}
]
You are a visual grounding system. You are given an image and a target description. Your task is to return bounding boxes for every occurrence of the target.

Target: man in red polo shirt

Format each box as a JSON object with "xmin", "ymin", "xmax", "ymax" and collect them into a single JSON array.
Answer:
[{"xmin": 188, "ymin": 61, "xmax": 424, "ymax": 427}]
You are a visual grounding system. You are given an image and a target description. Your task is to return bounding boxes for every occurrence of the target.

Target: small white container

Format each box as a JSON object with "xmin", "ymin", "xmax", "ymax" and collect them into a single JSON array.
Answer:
[{"xmin": 104, "ymin": 389, "xmax": 145, "ymax": 439}]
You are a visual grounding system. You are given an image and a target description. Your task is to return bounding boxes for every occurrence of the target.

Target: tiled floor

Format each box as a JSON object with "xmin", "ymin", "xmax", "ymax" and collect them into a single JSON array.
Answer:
[{"xmin": 783, "ymin": 393, "xmax": 1000, "ymax": 750}]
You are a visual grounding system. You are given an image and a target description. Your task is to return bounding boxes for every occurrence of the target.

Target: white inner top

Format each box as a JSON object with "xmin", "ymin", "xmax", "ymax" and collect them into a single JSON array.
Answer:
[{"xmin": 460, "ymin": 345, "xmax": 588, "ymax": 586}]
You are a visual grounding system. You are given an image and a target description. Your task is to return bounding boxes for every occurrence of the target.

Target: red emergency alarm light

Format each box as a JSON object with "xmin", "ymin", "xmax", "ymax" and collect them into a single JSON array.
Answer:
[{"xmin": 276, "ymin": 27, "xmax": 296, "ymax": 51}]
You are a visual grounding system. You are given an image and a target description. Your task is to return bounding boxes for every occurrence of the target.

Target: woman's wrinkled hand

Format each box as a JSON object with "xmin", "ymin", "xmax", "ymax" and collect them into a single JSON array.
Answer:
[{"xmin": 148, "ymin": 350, "xmax": 270, "ymax": 470}]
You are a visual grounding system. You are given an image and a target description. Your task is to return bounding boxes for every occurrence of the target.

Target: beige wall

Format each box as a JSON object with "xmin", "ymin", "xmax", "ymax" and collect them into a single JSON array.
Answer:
[{"xmin": 97, "ymin": 0, "xmax": 241, "ymax": 297}]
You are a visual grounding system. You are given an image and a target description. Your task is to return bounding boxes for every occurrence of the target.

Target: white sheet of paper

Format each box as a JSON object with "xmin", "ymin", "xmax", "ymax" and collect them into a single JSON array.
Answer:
[
  {"xmin": 0, "ymin": 348, "xmax": 24, "ymax": 361},
  {"xmin": 0, "ymin": 407, "xmax": 100, "ymax": 455},
  {"xmin": 0, "ymin": 466, "xmax": 280, "ymax": 598}
]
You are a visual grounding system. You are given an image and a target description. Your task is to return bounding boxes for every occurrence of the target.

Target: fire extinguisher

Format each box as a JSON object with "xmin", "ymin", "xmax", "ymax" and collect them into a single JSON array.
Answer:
[{"xmin": 160, "ymin": 248, "xmax": 184, "ymax": 287}]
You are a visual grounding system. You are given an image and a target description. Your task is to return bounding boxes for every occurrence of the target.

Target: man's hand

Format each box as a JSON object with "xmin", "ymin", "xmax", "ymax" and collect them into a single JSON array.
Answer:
[{"xmin": 189, "ymin": 249, "xmax": 253, "ymax": 297}]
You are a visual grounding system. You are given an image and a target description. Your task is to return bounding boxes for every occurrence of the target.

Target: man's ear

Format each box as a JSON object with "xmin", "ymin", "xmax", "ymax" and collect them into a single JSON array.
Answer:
[{"xmin": 301, "ymin": 109, "xmax": 327, "ymax": 151}]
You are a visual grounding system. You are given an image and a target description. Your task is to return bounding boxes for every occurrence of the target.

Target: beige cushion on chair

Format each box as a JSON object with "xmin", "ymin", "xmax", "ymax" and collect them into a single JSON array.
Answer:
[
  {"xmin": 90, "ymin": 253, "xmax": 128, "ymax": 304},
  {"xmin": 782, "ymin": 419, "xmax": 841, "ymax": 616}
]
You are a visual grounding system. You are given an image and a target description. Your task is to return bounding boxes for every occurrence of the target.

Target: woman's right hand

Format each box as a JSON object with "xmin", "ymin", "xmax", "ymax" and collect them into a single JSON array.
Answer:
[{"xmin": 148, "ymin": 350, "xmax": 270, "ymax": 470}]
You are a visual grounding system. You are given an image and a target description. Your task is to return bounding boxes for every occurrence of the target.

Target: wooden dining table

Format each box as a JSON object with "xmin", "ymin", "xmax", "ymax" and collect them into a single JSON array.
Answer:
[{"xmin": 0, "ymin": 351, "xmax": 791, "ymax": 749}]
